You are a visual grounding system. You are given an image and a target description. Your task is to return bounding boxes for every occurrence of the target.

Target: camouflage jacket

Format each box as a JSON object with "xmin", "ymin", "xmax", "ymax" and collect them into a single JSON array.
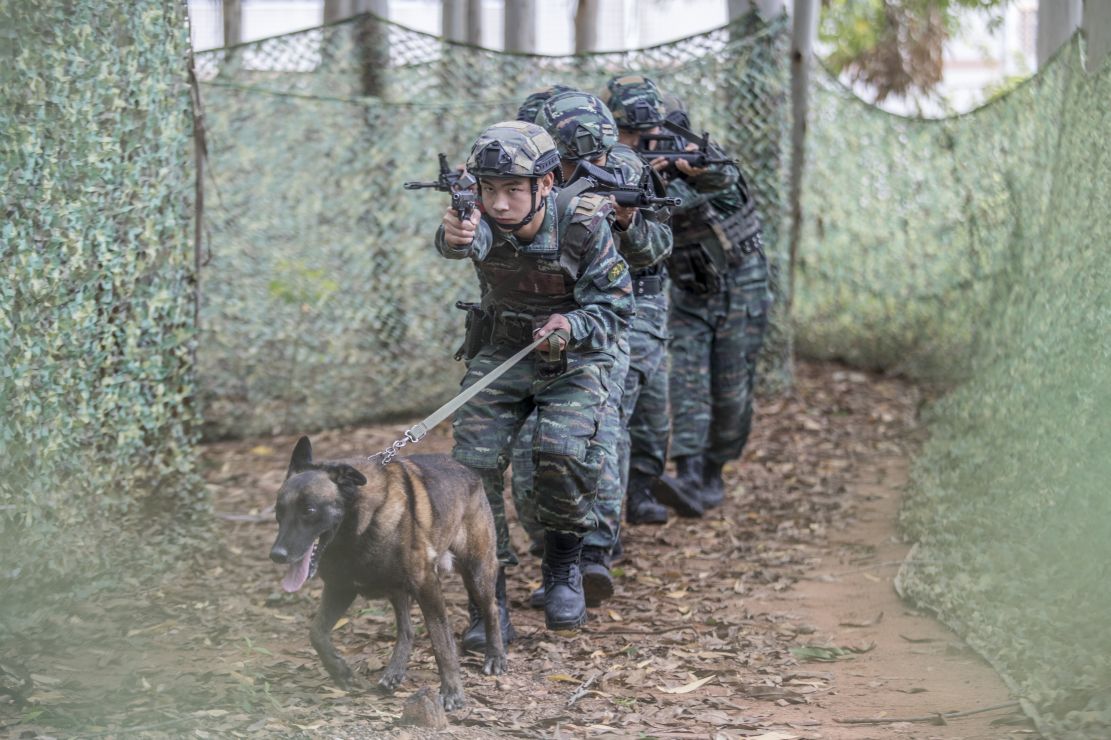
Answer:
[
  {"xmin": 607, "ymin": 143, "xmax": 673, "ymax": 272},
  {"xmin": 435, "ymin": 191, "xmax": 635, "ymax": 356}
]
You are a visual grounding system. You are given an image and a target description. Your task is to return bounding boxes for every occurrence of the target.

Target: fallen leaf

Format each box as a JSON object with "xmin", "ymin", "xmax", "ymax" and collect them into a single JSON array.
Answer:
[
  {"xmin": 790, "ymin": 643, "xmax": 876, "ymax": 662},
  {"xmin": 658, "ymin": 674, "xmax": 715, "ymax": 694},
  {"xmin": 546, "ymin": 673, "xmax": 580, "ymax": 683},
  {"xmin": 839, "ymin": 611, "xmax": 884, "ymax": 628}
]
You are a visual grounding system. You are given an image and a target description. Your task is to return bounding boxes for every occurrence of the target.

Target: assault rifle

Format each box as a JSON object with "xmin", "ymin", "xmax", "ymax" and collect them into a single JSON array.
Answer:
[
  {"xmin": 404, "ymin": 153, "xmax": 478, "ymax": 222},
  {"xmin": 637, "ymin": 119, "xmax": 736, "ymax": 178},
  {"xmin": 566, "ymin": 160, "xmax": 681, "ymax": 209}
]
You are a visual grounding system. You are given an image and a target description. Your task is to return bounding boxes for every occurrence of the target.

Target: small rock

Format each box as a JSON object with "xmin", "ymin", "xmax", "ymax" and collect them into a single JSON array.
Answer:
[{"xmin": 399, "ymin": 687, "xmax": 447, "ymax": 730}]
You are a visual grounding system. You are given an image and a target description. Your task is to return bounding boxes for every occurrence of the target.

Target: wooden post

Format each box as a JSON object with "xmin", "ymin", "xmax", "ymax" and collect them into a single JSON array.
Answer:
[
  {"xmin": 504, "ymin": 0, "xmax": 536, "ymax": 53},
  {"xmin": 787, "ymin": 0, "xmax": 818, "ymax": 313}
]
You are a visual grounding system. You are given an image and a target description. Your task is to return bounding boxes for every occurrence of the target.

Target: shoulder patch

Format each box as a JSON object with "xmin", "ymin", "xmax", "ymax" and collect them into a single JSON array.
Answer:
[
  {"xmin": 607, "ymin": 260, "xmax": 627, "ymax": 282},
  {"xmin": 572, "ymin": 192, "xmax": 615, "ymax": 224}
]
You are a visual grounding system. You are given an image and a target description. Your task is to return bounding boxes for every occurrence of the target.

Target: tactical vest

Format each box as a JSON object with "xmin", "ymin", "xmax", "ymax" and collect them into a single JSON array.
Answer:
[
  {"xmin": 668, "ymin": 177, "xmax": 764, "ymax": 294},
  {"xmin": 474, "ymin": 191, "xmax": 614, "ymax": 348}
]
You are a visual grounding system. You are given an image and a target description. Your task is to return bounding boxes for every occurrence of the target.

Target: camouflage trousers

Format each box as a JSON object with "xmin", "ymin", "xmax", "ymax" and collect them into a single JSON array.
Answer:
[
  {"xmin": 512, "ymin": 333, "xmax": 630, "ymax": 551},
  {"xmin": 452, "ymin": 344, "xmax": 613, "ymax": 566},
  {"xmin": 624, "ymin": 289, "xmax": 671, "ymax": 481},
  {"xmin": 513, "ymin": 289, "xmax": 672, "ymax": 553},
  {"xmin": 668, "ymin": 254, "xmax": 770, "ymax": 465}
]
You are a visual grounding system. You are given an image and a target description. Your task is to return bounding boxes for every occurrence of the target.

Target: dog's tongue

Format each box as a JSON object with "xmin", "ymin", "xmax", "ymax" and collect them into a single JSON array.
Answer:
[{"xmin": 282, "ymin": 553, "xmax": 312, "ymax": 593}]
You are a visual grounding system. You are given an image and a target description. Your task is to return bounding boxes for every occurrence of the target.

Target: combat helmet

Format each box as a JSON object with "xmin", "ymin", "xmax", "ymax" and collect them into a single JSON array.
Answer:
[
  {"xmin": 516, "ymin": 83, "xmax": 578, "ymax": 123},
  {"xmin": 535, "ymin": 90, "xmax": 618, "ymax": 161},
  {"xmin": 660, "ymin": 91, "xmax": 691, "ymax": 130},
  {"xmin": 600, "ymin": 74, "xmax": 665, "ymax": 131},
  {"xmin": 466, "ymin": 121, "xmax": 561, "ymax": 229}
]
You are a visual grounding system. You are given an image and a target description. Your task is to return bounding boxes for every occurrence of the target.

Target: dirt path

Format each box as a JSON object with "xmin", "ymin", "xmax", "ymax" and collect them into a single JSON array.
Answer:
[{"xmin": 2, "ymin": 362, "xmax": 1033, "ymax": 738}]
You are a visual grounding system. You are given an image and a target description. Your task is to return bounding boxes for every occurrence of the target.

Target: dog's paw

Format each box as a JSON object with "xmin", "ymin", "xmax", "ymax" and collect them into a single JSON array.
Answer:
[
  {"xmin": 483, "ymin": 652, "xmax": 508, "ymax": 676},
  {"xmin": 328, "ymin": 661, "xmax": 357, "ymax": 690},
  {"xmin": 377, "ymin": 669, "xmax": 406, "ymax": 693},
  {"xmin": 439, "ymin": 686, "xmax": 466, "ymax": 712}
]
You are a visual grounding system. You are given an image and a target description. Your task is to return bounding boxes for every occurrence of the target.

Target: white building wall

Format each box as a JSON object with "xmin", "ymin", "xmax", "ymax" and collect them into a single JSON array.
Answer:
[{"xmin": 188, "ymin": 0, "xmax": 1043, "ymax": 118}]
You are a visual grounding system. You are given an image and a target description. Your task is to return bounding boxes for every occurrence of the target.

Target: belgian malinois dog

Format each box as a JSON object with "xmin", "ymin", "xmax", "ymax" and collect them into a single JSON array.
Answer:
[{"xmin": 269, "ymin": 436, "xmax": 506, "ymax": 710}]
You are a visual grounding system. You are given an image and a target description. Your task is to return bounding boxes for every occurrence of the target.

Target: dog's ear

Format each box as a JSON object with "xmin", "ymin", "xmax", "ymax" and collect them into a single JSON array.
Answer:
[
  {"xmin": 322, "ymin": 463, "xmax": 368, "ymax": 489},
  {"xmin": 286, "ymin": 436, "xmax": 314, "ymax": 478}
]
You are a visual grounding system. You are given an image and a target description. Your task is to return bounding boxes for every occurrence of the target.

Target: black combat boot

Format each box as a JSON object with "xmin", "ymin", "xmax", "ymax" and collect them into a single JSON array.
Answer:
[
  {"xmin": 461, "ymin": 567, "xmax": 516, "ymax": 653},
  {"xmin": 580, "ymin": 545, "xmax": 614, "ymax": 607},
  {"xmin": 672, "ymin": 455, "xmax": 705, "ymax": 505},
  {"xmin": 701, "ymin": 457, "xmax": 725, "ymax": 509},
  {"xmin": 541, "ymin": 530, "xmax": 586, "ymax": 630},
  {"xmin": 625, "ymin": 471, "xmax": 669, "ymax": 524},
  {"xmin": 650, "ymin": 469, "xmax": 705, "ymax": 518}
]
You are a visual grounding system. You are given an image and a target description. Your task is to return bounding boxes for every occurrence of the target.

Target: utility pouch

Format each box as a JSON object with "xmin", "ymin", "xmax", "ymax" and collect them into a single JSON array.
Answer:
[
  {"xmin": 454, "ymin": 301, "xmax": 489, "ymax": 362},
  {"xmin": 533, "ymin": 321, "xmax": 569, "ymax": 380},
  {"xmin": 719, "ymin": 199, "xmax": 764, "ymax": 265},
  {"xmin": 668, "ymin": 243, "xmax": 723, "ymax": 295}
]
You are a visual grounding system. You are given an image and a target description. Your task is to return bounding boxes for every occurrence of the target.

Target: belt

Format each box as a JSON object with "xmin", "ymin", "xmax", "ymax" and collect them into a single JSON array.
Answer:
[{"xmin": 491, "ymin": 312, "xmax": 538, "ymax": 346}]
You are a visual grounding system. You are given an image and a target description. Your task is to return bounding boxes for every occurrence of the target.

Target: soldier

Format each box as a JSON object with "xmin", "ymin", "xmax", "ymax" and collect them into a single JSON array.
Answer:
[
  {"xmin": 653, "ymin": 91, "xmax": 771, "ymax": 509},
  {"xmin": 436, "ymin": 121, "xmax": 634, "ymax": 639},
  {"xmin": 599, "ymin": 75, "xmax": 705, "ymax": 522},
  {"xmin": 511, "ymin": 90, "xmax": 675, "ymax": 610}
]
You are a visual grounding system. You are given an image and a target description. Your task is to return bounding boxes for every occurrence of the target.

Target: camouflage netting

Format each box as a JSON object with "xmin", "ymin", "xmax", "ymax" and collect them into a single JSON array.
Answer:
[
  {"xmin": 192, "ymin": 11, "xmax": 790, "ymax": 439},
  {"xmin": 797, "ymin": 39, "xmax": 1111, "ymax": 737},
  {"xmin": 0, "ymin": 0, "xmax": 201, "ymax": 599}
]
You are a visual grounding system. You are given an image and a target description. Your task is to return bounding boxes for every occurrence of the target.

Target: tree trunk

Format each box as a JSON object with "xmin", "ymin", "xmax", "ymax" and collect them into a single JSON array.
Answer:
[
  {"xmin": 728, "ymin": 0, "xmax": 785, "ymax": 20},
  {"xmin": 222, "ymin": 0, "xmax": 242, "ymax": 46},
  {"xmin": 1084, "ymin": 0, "xmax": 1111, "ymax": 72},
  {"xmin": 443, "ymin": 0, "xmax": 465, "ymax": 42},
  {"xmin": 1037, "ymin": 0, "xmax": 1082, "ymax": 67},
  {"xmin": 324, "ymin": 0, "xmax": 352, "ymax": 24},
  {"xmin": 787, "ymin": 0, "xmax": 818, "ymax": 313},
  {"xmin": 355, "ymin": 0, "xmax": 389, "ymax": 96},
  {"xmin": 504, "ymin": 0, "xmax": 536, "ymax": 53},
  {"xmin": 575, "ymin": 0, "xmax": 601, "ymax": 54},
  {"xmin": 466, "ymin": 0, "xmax": 482, "ymax": 46}
]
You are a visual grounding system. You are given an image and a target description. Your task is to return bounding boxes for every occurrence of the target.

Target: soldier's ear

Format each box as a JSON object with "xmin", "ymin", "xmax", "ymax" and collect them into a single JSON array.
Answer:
[
  {"xmin": 322, "ymin": 463, "xmax": 368, "ymax": 489},
  {"xmin": 286, "ymin": 436, "xmax": 314, "ymax": 478},
  {"xmin": 539, "ymin": 171, "xmax": 556, "ymax": 196}
]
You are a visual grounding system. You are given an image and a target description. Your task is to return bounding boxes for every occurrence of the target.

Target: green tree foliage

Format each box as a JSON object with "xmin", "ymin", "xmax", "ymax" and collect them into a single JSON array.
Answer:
[{"xmin": 820, "ymin": 0, "xmax": 1012, "ymax": 102}]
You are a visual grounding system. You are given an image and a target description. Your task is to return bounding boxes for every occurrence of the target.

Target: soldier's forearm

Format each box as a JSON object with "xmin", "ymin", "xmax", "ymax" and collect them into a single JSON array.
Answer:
[{"xmin": 619, "ymin": 213, "xmax": 672, "ymax": 270}]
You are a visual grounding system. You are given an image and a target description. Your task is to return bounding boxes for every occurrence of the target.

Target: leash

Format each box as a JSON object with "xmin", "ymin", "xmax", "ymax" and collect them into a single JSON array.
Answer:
[{"xmin": 374, "ymin": 332, "xmax": 563, "ymax": 465}]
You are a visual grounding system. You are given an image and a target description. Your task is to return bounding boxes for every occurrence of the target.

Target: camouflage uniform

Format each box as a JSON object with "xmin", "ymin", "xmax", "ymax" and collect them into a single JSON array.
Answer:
[
  {"xmin": 435, "ymin": 122, "xmax": 635, "ymax": 567},
  {"xmin": 599, "ymin": 75, "xmax": 683, "ymax": 524},
  {"xmin": 661, "ymin": 98, "xmax": 771, "ymax": 502},
  {"xmin": 512, "ymin": 92, "xmax": 673, "ymax": 569}
]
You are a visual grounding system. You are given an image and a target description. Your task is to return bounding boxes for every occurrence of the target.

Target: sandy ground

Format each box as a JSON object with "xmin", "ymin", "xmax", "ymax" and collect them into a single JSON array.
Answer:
[{"xmin": 1, "ymin": 361, "xmax": 1036, "ymax": 738}]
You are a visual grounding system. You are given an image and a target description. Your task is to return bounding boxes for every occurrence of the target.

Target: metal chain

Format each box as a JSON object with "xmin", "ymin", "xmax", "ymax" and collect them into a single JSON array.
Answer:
[{"xmin": 372, "ymin": 428, "xmax": 422, "ymax": 466}]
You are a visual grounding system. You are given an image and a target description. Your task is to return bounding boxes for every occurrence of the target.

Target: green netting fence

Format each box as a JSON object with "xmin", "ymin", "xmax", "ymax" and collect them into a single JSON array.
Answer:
[
  {"xmin": 192, "ymin": 11, "xmax": 791, "ymax": 439},
  {"xmin": 798, "ymin": 39, "xmax": 1111, "ymax": 738},
  {"xmin": 0, "ymin": 0, "xmax": 202, "ymax": 602}
]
